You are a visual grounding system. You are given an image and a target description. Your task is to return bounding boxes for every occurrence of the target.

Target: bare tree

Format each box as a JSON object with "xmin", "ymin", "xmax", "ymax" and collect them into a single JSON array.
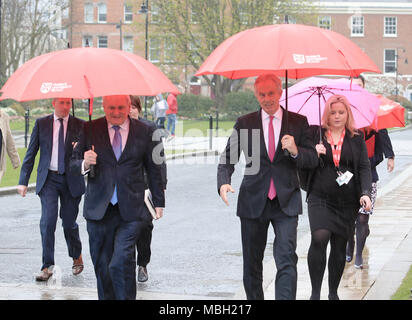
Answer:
[
  {"xmin": 0, "ymin": 0, "xmax": 69, "ymax": 81},
  {"xmin": 137, "ymin": 0, "xmax": 317, "ymax": 110}
]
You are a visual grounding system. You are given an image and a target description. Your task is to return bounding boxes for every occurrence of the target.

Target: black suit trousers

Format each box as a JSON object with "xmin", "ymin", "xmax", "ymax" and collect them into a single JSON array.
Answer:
[{"xmin": 240, "ymin": 197, "xmax": 298, "ymax": 300}]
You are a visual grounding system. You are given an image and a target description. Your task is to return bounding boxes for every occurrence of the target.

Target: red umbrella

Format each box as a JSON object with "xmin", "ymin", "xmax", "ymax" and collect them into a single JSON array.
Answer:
[
  {"xmin": 196, "ymin": 24, "xmax": 380, "ymax": 155},
  {"xmin": 0, "ymin": 47, "xmax": 180, "ymax": 109},
  {"xmin": 196, "ymin": 24, "xmax": 380, "ymax": 79},
  {"xmin": 374, "ymin": 95, "xmax": 405, "ymax": 130}
]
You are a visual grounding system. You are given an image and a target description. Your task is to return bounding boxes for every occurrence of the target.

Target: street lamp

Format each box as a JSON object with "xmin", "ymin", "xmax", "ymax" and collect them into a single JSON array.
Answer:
[
  {"xmin": 116, "ymin": 20, "xmax": 123, "ymax": 51},
  {"xmin": 395, "ymin": 48, "xmax": 408, "ymax": 102},
  {"xmin": 139, "ymin": 0, "xmax": 149, "ymax": 119}
]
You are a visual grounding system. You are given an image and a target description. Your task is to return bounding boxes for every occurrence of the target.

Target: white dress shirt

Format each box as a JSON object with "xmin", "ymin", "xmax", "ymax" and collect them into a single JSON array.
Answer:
[
  {"xmin": 261, "ymin": 107, "xmax": 282, "ymax": 155},
  {"xmin": 49, "ymin": 113, "xmax": 69, "ymax": 171}
]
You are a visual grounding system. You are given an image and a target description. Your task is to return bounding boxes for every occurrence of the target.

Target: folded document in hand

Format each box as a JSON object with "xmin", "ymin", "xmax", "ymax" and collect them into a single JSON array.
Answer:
[{"xmin": 144, "ymin": 189, "xmax": 157, "ymax": 220}]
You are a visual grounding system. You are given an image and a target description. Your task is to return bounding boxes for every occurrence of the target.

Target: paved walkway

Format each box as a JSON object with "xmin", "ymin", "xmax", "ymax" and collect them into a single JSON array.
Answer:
[
  {"xmin": 258, "ymin": 163, "xmax": 412, "ymax": 300},
  {"xmin": 2, "ymin": 134, "xmax": 411, "ymax": 300}
]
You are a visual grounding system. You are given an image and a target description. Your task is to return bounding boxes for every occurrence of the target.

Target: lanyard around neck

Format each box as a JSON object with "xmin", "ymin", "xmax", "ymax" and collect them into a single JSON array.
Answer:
[{"xmin": 327, "ymin": 129, "xmax": 345, "ymax": 168}]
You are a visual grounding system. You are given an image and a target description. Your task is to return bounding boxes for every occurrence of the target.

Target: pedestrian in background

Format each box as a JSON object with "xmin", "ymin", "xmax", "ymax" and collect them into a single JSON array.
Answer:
[
  {"xmin": 345, "ymin": 75, "xmax": 395, "ymax": 269},
  {"xmin": 17, "ymin": 98, "xmax": 85, "ymax": 281},
  {"xmin": 151, "ymin": 94, "xmax": 168, "ymax": 130},
  {"xmin": 166, "ymin": 92, "xmax": 178, "ymax": 140},
  {"xmin": 0, "ymin": 108, "xmax": 20, "ymax": 184},
  {"xmin": 130, "ymin": 95, "xmax": 167, "ymax": 283},
  {"xmin": 305, "ymin": 94, "xmax": 372, "ymax": 300}
]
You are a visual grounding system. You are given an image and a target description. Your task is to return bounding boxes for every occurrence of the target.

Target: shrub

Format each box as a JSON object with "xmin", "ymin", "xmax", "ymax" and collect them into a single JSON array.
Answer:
[
  {"xmin": 221, "ymin": 90, "xmax": 259, "ymax": 120},
  {"xmin": 176, "ymin": 94, "xmax": 215, "ymax": 120}
]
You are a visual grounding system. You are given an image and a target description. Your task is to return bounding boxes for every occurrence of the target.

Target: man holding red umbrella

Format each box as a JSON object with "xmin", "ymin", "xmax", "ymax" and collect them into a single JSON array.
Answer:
[
  {"xmin": 70, "ymin": 95, "xmax": 164, "ymax": 300},
  {"xmin": 218, "ymin": 74, "xmax": 318, "ymax": 300}
]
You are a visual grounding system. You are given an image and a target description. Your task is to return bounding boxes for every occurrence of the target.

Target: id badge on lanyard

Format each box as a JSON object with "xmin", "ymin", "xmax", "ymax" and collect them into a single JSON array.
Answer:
[{"xmin": 327, "ymin": 130, "xmax": 353, "ymax": 186}]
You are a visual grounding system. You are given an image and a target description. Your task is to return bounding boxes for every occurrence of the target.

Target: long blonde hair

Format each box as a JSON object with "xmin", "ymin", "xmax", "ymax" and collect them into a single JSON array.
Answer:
[{"xmin": 322, "ymin": 94, "xmax": 358, "ymax": 137}]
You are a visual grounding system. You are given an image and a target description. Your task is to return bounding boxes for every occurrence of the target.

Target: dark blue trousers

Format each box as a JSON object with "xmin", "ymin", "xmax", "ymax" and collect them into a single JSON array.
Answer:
[
  {"xmin": 87, "ymin": 204, "xmax": 140, "ymax": 300},
  {"xmin": 240, "ymin": 197, "xmax": 298, "ymax": 300},
  {"xmin": 38, "ymin": 171, "xmax": 82, "ymax": 270}
]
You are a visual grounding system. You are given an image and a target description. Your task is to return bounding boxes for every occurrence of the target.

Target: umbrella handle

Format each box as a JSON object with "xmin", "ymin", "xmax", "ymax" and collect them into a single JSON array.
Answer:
[{"xmin": 89, "ymin": 164, "xmax": 96, "ymax": 178}]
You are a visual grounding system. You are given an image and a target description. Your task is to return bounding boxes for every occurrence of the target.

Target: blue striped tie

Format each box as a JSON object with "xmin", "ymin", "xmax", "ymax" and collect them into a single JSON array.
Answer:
[{"xmin": 110, "ymin": 125, "xmax": 122, "ymax": 205}]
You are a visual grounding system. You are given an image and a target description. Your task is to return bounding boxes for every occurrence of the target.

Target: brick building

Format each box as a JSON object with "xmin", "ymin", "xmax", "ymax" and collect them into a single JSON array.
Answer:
[
  {"xmin": 66, "ymin": 1, "xmax": 145, "ymax": 54},
  {"xmin": 64, "ymin": 1, "xmax": 412, "ymax": 101},
  {"xmin": 315, "ymin": 0, "xmax": 412, "ymax": 100}
]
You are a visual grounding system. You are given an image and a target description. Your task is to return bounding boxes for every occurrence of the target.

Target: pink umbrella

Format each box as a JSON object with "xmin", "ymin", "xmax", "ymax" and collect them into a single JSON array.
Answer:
[{"xmin": 280, "ymin": 77, "xmax": 380, "ymax": 141}]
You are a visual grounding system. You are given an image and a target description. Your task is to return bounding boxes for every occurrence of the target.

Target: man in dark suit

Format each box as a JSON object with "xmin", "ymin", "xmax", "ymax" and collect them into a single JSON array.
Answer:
[
  {"xmin": 17, "ymin": 98, "xmax": 85, "ymax": 281},
  {"xmin": 70, "ymin": 95, "xmax": 164, "ymax": 300},
  {"xmin": 218, "ymin": 74, "xmax": 318, "ymax": 300}
]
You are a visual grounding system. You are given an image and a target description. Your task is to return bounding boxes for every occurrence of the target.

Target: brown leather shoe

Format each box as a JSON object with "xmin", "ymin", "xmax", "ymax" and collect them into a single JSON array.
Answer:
[
  {"xmin": 72, "ymin": 254, "xmax": 84, "ymax": 276},
  {"xmin": 35, "ymin": 268, "xmax": 53, "ymax": 281}
]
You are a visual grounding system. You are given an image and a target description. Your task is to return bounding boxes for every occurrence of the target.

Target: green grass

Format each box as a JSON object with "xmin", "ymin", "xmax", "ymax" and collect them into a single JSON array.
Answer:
[
  {"xmin": 9, "ymin": 117, "xmax": 236, "ymax": 137},
  {"xmin": 391, "ymin": 265, "xmax": 412, "ymax": 300},
  {"xmin": 0, "ymin": 148, "xmax": 38, "ymax": 188}
]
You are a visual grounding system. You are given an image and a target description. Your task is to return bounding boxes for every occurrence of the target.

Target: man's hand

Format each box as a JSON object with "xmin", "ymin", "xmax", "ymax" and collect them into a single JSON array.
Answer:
[
  {"xmin": 281, "ymin": 135, "xmax": 298, "ymax": 156},
  {"xmin": 84, "ymin": 145, "xmax": 97, "ymax": 170},
  {"xmin": 17, "ymin": 185, "xmax": 28, "ymax": 197},
  {"xmin": 219, "ymin": 184, "xmax": 235, "ymax": 206},
  {"xmin": 360, "ymin": 195, "xmax": 372, "ymax": 212},
  {"xmin": 155, "ymin": 207, "xmax": 163, "ymax": 219},
  {"xmin": 387, "ymin": 158, "xmax": 395, "ymax": 172}
]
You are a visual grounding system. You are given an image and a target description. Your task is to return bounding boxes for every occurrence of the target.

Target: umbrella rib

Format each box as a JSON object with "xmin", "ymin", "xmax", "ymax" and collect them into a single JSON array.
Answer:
[{"xmin": 296, "ymin": 90, "xmax": 319, "ymax": 114}]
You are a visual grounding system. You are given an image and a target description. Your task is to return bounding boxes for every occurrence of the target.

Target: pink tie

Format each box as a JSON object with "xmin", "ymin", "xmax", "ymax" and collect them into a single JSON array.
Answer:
[{"xmin": 268, "ymin": 116, "xmax": 277, "ymax": 200}]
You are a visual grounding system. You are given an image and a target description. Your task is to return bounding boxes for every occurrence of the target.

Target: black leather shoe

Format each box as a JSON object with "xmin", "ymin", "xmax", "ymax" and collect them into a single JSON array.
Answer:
[
  {"xmin": 328, "ymin": 293, "xmax": 340, "ymax": 300},
  {"xmin": 138, "ymin": 266, "xmax": 148, "ymax": 282}
]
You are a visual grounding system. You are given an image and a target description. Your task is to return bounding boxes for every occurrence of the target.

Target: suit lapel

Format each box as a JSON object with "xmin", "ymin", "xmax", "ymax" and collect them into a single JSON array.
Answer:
[
  {"xmin": 46, "ymin": 114, "xmax": 54, "ymax": 159},
  {"xmin": 274, "ymin": 107, "xmax": 287, "ymax": 161}
]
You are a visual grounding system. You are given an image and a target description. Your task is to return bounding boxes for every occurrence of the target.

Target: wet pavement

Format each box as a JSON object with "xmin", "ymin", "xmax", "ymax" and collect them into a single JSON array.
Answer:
[{"xmin": 1, "ymin": 128, "xmax": 411, "ymax": 300}]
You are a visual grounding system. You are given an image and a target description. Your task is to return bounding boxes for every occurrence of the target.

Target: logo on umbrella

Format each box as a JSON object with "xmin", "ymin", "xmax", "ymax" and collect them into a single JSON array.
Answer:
[
  {"xmin": 40, "ymin": 82, "xmax": 72, "ymax": 94},
  {"xmin": 293, "ymin": 54, "xmax": 328, "ymax": 64}
]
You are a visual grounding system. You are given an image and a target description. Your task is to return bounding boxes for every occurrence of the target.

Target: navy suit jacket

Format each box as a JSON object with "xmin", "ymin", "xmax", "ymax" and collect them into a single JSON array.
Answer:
[
  {"xmin": 217, "ymin": 108, "xmax": 318, "ymax": 218},
  {"xmin": 19, "ymin": 114, "xmax": 85, "ymax": 197},
  {"xmin": 70, "ymin": 116, "xmax": 165, "ymax": 222}
]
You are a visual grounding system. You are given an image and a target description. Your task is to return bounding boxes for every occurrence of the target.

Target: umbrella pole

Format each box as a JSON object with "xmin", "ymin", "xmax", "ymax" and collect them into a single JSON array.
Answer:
[
  {"xmin": 284, "ymin": 70, "xmax": 289, "ymax": 156},
  {"xmin": 88, "ymin": 98, "xmax": 95, "ymax": 178},
  {"xmin": 71, "ymin": 98, "xmax": 75, "ymax": 117},
  {"xmin": 317, "ymin": 87, "xmax": 322, "ymax": 144}
]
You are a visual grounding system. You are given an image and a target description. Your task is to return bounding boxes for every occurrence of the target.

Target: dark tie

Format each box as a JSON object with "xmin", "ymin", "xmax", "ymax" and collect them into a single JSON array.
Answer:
[
  {"xmin": 110, "ymin": 125, "xmax": 122, "ymax": 205},
  {"xmin": 268, "ymin": 116, "xmax": 276, "ymax": 199},
  {"xmin": 57, "ymin": 118, "xmax": 65, "ymax": 174}
]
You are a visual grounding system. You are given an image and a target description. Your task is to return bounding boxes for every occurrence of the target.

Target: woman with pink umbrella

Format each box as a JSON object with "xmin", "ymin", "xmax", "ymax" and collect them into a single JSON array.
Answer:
[{"xmin": 304, "ymin": 95, "xmax": 372, "ymax": 300}]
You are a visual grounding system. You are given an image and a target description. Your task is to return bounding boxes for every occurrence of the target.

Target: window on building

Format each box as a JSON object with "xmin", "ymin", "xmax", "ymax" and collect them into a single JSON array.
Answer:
[
  {"xmin": 189, "ymin": 38, "xmax": 201, "ymax": 64},
  {"xmin": 384, "ymin": 17, "xmax": 397, "ymax": 37},
  {"xmin": 98, "ymin": 36, "xmax": 108, "ymax": 48},
  {"xmin": 123, "ymin": 36, "xmax": 134, "ymax": 53},
  {"xmin": 84, "ymin": 3, "xmax": 94, "ymax": 23},
  {"xmin": 351, "ymin": 15, "xmax": 364, "ymax": 36},
  {"xmin": 124, "ymin": 4, "xmax": 133, "ymax": 23},
  {"xmin": 149, "ymin": 37, "xmax": 161, "ymax": 62},
  {"xmin": 151, "ymin": 3, "xmax": 160, "ymax": 24},
  {"xmin": 318, "ymin": 16, "xmax": 331, "ymax": 30},
  {"xmin": 164, "ymin": 38, "xmax": 175, "ymax": 63},
  {"xmin": 82, "ymin": 35, "xmax": 93, "ymax": 47},
  {"xmin": 384, "ymin": 49, "xmax": 397, "ymax": 73},
  {"xmin": 97, "ymin": 3, "xmax": 107, "ymax": 23}
]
